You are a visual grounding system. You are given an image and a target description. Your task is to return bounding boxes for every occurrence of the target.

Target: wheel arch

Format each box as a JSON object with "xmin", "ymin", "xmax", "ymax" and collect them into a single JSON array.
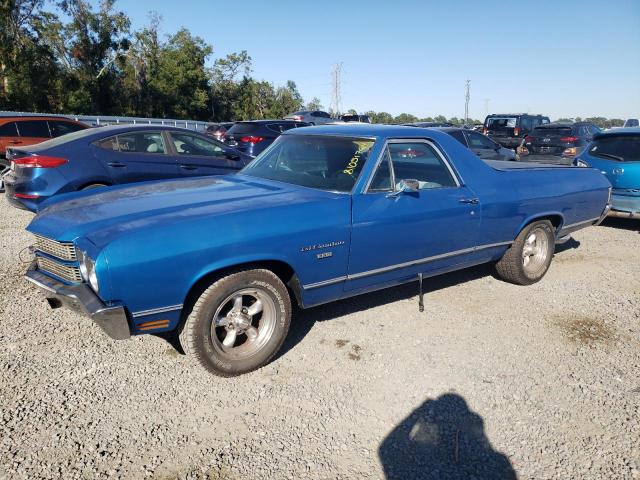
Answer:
[
  {"xmin": 515, "ymin": 212, "xmax": 564, "ymax": 239},
  {"xmin": 180, "ymin": 258, "xmax": 303, "ymax": 327}
]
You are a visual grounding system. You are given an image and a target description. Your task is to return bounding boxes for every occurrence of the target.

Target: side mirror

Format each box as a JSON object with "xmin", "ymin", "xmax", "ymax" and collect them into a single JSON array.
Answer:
[{"xmin": 387, "ymin": 179, "xmax": 420, "ymax": 197}]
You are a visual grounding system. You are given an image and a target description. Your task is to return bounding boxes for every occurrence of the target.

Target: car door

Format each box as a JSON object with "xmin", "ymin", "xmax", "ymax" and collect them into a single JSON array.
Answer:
[
  {"xmin": 464, "ymin": 130, "xmax": 506, "ymax": 160},
  {"xmin": 347, "ymin": 139, "xmax": 481, "ymax": 293},
  {"xmin": 94, "ymin": 131, "xmax": 178, "ymax": 183},
  {"xmin": 14, "ymin": 120, "xmax": 51, "ymax": 147},
  {"xmin": 168, "ymin": 131, "xmax": 245, "ymax": 176}
]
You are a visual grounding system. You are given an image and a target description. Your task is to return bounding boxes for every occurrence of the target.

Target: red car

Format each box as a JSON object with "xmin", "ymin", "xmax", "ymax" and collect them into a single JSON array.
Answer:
[{"xmin": 0, "ymin": 116, "xmax": 88, "ymax": 162}]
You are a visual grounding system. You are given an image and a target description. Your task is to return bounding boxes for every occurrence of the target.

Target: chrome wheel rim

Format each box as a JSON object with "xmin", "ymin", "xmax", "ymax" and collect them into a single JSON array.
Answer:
[
  {"xmin": 522, "ymin": 227, "xmax": 549, "ymax": 275},
  {"xmin": 210, "ymin": 288, "xmax": 276, "ymax": 359}
]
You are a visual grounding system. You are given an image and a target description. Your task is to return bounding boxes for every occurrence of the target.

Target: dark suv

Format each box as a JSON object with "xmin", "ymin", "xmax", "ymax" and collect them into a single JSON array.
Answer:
[
  {"xmin": 223, "ymin": 120, "xmax": 310, "ymax": 157},
  {"xmin": 520, "ymin": 122, "xmax": 601, "ymax": 164},
  {"xmin": 483, "ymin": 114, "xmax": 550, "ymax": 149}
]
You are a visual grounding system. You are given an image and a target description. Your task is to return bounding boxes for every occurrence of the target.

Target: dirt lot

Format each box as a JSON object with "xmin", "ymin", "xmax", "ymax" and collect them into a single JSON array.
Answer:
[{"xmin": 0, "ymin": 195, "xmax": 639, "ymax": 480}]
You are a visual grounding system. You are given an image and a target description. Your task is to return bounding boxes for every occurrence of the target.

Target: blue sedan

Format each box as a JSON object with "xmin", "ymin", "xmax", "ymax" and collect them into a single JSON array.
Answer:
[
  {"xmin": 23, "ymin": 124, "xmax": 610, "ymax": 376},
  {"xmin": 3, "ymin": 125, "xmax": 251, "ymax": 211},
  {"xmin": 574, "ymin": 128, "xmax": 640, "ymax": 219}
]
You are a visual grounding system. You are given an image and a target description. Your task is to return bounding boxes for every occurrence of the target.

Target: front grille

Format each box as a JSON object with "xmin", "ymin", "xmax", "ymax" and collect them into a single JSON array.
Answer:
[
  {"xmin": 36, "ymin": 256, "xmax": 82, "ymax": 283},
  {"xmin": 34, "ymin": 235, "xmax": 77, "ymax": 261}
]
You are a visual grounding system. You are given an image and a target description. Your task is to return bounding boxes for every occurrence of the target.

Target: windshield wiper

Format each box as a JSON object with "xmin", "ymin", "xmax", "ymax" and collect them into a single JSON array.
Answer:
[{"xmin": 593, "ymin": 152, "xmax": 625, "ymax": 162}]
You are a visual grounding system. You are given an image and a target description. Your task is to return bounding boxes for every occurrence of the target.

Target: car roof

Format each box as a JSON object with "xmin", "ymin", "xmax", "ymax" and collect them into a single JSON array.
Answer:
[
  {"xmin": 486, "ymin": 113, "xmax": 547, "ymax": 117},
  {"xmin": 232, "ymin": 119, "xmax": 305, "ymax": 125},
  {"xmin": 594, "ymin": 127, "xmax": 640, "ymax": 139},
  {"xmin": 0, "ymin": 115, "xmax": 79, "ymax": 122},
  {"xmin": 284, "ymin": 123, "xmax": 456, "ymax": 141}
]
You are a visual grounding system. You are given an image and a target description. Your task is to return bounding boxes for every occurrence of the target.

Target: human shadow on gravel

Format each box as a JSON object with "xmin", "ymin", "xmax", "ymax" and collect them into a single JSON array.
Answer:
[
  {"xmin": 278, "ymin": 263, "xmax": 496, "ymax": 360},
  {"xmin": 378, "ymin": 393, "xmax": 517, "ymax": 480}
]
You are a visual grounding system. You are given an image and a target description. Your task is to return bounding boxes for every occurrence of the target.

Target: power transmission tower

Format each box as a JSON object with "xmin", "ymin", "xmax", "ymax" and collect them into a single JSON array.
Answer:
[
  {"xmin": 330, "ymin": 62, "xmax": 343, "ymax": 116},
  {"xmin": 464, "ymin": 79, "xmax": 471, "ymax": 125}
]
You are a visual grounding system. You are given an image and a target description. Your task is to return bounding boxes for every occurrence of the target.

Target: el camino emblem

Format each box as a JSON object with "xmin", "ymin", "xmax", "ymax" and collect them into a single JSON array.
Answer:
[{"xmin": 300, "ymin": 240, "xmax": 345, "ymax": 252}]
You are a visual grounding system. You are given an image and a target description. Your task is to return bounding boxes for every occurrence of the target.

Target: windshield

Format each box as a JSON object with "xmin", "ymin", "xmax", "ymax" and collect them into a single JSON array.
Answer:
[
  {"xmin": 534, "ymin": 126, "xmax": 573, "ymax": 136},
  {"xmin": 589, "ymin": 135, "xmax": 640, "ymax": 162},
  {"xmin": 486, "ymin": 117, "xmax": 517, "ymax": 129},
  {"xmin": 241, "ymin": 135, "xmax": 375, "ymax": 192}
]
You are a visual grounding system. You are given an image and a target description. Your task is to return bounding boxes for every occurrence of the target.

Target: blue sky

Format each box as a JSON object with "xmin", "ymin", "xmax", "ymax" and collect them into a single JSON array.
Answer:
[{"xmin": 120, "ymin": 0, "xmax": 639, "ymax": 120}]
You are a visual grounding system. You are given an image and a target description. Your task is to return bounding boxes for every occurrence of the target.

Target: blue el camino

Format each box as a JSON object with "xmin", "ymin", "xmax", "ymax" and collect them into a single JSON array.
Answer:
[{"xmin": 24, "ymin": 124, "xmax": 611, "ymax": 376}]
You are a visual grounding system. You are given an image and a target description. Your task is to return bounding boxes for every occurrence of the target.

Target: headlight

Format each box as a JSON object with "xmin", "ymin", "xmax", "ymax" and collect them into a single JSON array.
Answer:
[
  {"xmin": 78, "ymin": 250, "xmax": 99, "ymax": 292},
  {"xmin": 575, "ymin": 159, "xmax": 589, "ymax": 167}
]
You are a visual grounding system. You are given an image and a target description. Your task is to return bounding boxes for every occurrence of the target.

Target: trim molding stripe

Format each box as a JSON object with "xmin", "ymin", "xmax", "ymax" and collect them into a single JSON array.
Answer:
[
  {"xmin": 302, "ymin": 240, "xmax": 512, "ymax": 290},
  {"xmin": 132, "ymin": 304, "xmax": 183, "ymax": 318}
]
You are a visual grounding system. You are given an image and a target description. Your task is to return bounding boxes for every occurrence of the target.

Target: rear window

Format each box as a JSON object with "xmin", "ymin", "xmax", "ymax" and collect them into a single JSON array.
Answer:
[
  {"xmin": 16, "ymin": 120, "xmax": 50, "ymax": 138},
  {"xmin": 266, "ymin": 123, "xmax": 296, "ymax": 133},
  {"xmin": 533, "ymin": 126, "xmax": 573, "ymax": 136},
  {"xmin": 49, "ymin": 120, "xmax": 86, "ymax": 137},
  {"xmin": 227, "ymin": 123, "xmax": 260, "ymax": 135},
  {"xmin": 0, "ymin": 122, "xmax": 18, "ymax": 136},
  {"xmin": 589, "ymin": 135, "xmax": 640, "ymax": 162},
  {"xmin": 486, "ymin": 117, "xmax": 517, "ymax": 129}
]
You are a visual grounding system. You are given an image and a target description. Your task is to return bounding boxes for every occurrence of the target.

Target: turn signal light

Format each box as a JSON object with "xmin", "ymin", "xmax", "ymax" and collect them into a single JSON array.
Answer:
[
  {"xmin": 13, "ymin": 156, "xmax": 68, "ymax": 168},
  {"xmin": 240, "ymin": 136, "xmax": 264, "ymax": 144},
  {"xmin": 563, "ymin": 147, "xmax": 578, "ymax": 156}
]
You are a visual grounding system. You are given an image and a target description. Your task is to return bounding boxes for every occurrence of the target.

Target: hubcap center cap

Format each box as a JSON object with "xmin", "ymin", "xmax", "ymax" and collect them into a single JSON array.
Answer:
[{"xmin": 228, "ymin": 311, "xmax": 251, "ymax": 330}]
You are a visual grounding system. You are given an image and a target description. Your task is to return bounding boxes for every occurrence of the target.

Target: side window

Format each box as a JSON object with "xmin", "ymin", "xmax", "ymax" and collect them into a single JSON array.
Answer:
[
  {"xmin": 448, "ymin": 130, "xmax": 467, "ymax": 146},
  {"xmin": 171, "ymin": 132, "xmax": 225, "ymax": 156},
  {"xmin": 591, "ymin": 125, "xmax": 602, "ymax": 135},
  {"xmin": 96, "ymin": 136, "xmax": 118, "ymax": 151},
  {"xmin": 115, "ymin": 132, "xmax": 166, "ymax": 154},
  {"xmin": 369, "ymin": 149, "xmax": 393, "ymax": 191},
  {"xmin": 16, "ymin": 120, "xmax": 50, "ymax": 138},
  {"xmin": 370, "ymin": 142, "xmax": 457, "ymax": 191},
  {"xmin": 541, "ymin": 118, "xmax": 550, "ymax": 124},
  {"xmin": 520, "ymin": 117, "xmax": 533, "ymax": 132},
  {"xmin": 49, "ymin": 121, "xmax": 85, "ymax": 137},
  {"xmin": 267, "ymin": 123, "xmax": 296, "ymax": 133},
  {"xmin": 0, "ymin": 122, "xmax": 18, "ymax": 137},
  {"xmin": 466, "ymin": 131, "xmax": 497, "ymax": 149}
]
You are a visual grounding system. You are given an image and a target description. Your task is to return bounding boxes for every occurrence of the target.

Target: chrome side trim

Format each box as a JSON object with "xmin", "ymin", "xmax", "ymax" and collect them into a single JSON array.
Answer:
[
  {"xmin": 302, "ymin": 240, "xmax": 512, "ymax": 289},
  {"xmin": 562, "ymin": 216, "xmax": 600, "ymax": 230},
  {"xmin": 302, "ymin": 276, "xmax": 348, "ymax": 290},
  {"xmin": 131, "ymin": 304, "xmax": 183, "ymax": 318}
]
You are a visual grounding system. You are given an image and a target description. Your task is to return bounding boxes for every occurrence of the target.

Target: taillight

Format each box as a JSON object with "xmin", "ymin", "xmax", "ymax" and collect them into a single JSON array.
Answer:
[
  {"xmin": 14, "ymin": 193, "xmax": 40, "ymax": 199},
  {"xmin": 482, "ymin": 127, "xmax": 488, "ymax": 135},
  {"xmin": 13, "ymin": 155, "xmax": 68, "ymax": 168},
  {"xmin": 560, "ymin": 136, "xmax": 578, "ymax": 143},
  {"xmin": 240, "ymin": 136, "xmax": 264, "ymax": 144},
  {"xmin": 514, "ymin": 127, "xmax": 520, "ymax": 136},
  {"xmin": 293, "ymin": 115, "xmax": 303, "ymax": 121}
]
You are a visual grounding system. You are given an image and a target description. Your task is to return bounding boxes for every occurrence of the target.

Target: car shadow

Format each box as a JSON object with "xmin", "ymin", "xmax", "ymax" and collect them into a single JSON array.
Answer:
[
  {"xmin": 279, "ymin": 263, "xmax": 496, "ymax": 360},
  {"xmin": 599, "ymin": 217, "xmax": 639, "ymax": 233},
  {"xmin": 378, "ymin": 393, "xmax": 517, "ymax": 479},
  {"xmin": 554, "ymin": 237, "xmax": 581, "ymax": 254}
]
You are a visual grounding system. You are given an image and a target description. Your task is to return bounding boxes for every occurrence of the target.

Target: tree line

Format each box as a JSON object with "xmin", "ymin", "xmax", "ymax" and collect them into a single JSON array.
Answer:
[{"xmin": 0, "ymin": 1, "xmax": 628, "ymax": 128}]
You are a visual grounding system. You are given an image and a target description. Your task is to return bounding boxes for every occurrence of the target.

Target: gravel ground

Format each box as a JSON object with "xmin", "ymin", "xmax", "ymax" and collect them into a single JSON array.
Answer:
[{"xmin": 0, "ymin": 194, "xmax": 639, "ymax": 480}]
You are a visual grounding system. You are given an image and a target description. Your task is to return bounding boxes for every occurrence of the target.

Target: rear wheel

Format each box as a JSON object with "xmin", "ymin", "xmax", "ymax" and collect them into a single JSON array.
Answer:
[
  {"xmin": 179, "ymin": 269, "xmax": 291, "ymax": 377},
  {"xmin": 495, "ymin": 220, "xmax": 554, "ymax": 285}
]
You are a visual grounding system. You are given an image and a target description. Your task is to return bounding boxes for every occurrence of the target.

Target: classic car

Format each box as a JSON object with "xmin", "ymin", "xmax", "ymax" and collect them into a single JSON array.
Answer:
[{"xmin": 23, "ymin": 124, "xmax": 611, "ymax": 376}]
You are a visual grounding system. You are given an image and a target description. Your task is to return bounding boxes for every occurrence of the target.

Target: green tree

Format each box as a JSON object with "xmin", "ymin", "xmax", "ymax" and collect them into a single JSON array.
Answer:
[{"xmin": 305, "ymin": 97, "xmax": 323, "ymax": 111}]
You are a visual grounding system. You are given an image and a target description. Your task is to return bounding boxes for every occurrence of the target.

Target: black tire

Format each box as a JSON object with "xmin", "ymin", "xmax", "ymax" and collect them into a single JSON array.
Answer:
[
  {"xmin": 179, "ymin": 269, "xmax": 291, "ymax": 377},
  {"xmin": 495, "ymin": 220, "xmax": 554, "ymax": 285}
]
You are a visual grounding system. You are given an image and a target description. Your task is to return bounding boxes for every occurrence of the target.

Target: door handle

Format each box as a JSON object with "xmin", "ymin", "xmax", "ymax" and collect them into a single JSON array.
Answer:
[
  {"xmin": 180, "ymin": 165, "xmax": 198, "ymax": 170},
  {"xmin": 459, "ymin": 198, "xmax": 479, "ymax": 205},
  {"xmin": 107, "ymin": 162, "xmax": 126, "ymax": 168}
]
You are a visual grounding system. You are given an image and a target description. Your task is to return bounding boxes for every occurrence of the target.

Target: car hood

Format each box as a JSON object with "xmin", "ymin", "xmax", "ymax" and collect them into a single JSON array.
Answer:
[{"xmin": 27, "ymin": 175, "xmax": 343, "ymax": 246}]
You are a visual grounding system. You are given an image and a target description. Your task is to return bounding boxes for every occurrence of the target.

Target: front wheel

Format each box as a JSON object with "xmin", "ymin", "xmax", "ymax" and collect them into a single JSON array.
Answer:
[
  {"xmin": 179, "ymin": 269, "xmax": 291, "ymax": 376},
  {"xmin": 495, "ymin": 220, "xmax": 554, "ymax": 285}
]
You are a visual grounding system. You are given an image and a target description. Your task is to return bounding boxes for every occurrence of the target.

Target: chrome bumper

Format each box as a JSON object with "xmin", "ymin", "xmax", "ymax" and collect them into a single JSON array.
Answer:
[
  {"xmin": 25, "ymin": 263, "xmax": 131, "ymax": 340},
  {"xmin": 608, "ymin": 208, "xmax": 639, "ymax": 219}
]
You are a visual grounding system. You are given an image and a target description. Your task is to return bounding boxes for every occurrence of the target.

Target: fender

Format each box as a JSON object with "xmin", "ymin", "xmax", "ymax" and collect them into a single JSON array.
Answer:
[{"xmin": 514, "ymin": 211, "xmax": 565, "ymax": 239}]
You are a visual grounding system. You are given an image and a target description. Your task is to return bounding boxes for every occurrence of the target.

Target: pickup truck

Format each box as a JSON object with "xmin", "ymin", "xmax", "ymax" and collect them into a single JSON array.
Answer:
[{"xmin": 23, "ymin": 125, "xmax": 611, "ymax": 377}]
